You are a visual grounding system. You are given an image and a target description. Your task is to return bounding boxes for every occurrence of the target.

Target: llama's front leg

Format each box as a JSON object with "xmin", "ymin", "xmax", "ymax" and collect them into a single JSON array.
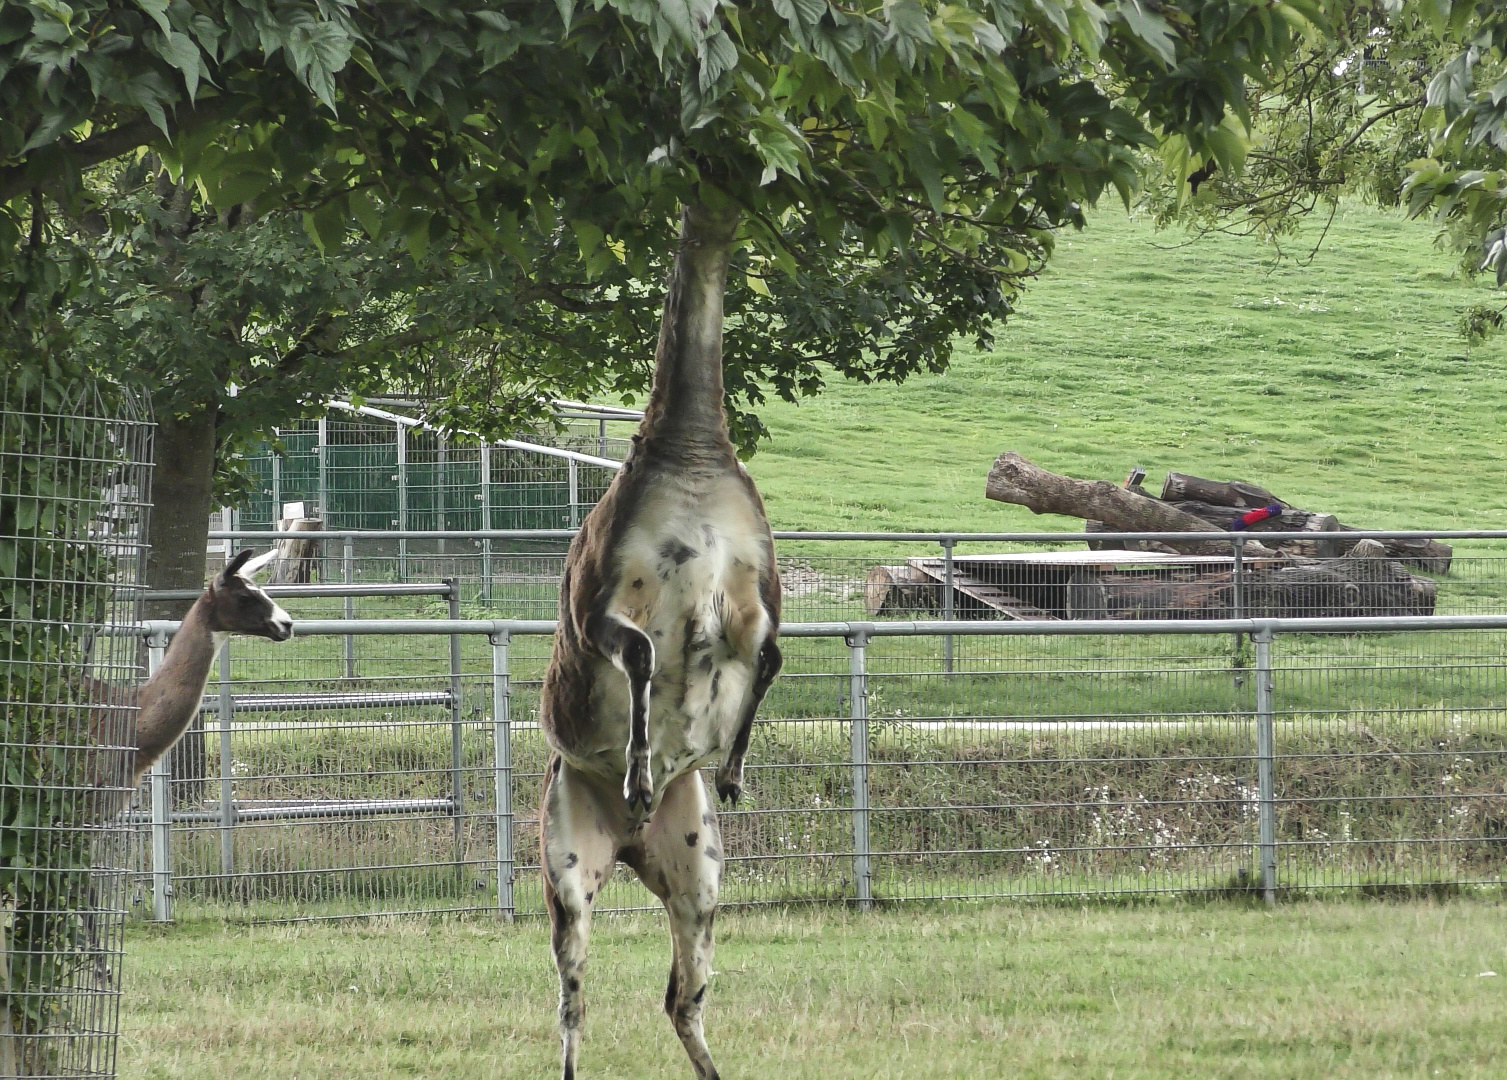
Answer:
[
  {"xmin": 633, "ymin": 771, "xmax": 724, "ymax": 1080},
  {"xmin": 541, "ymin": 756, "xmax": 621, "ymax": 1080},
  {"xmin": 588, "ymin": 612, "xmax": 657, "ymax": 810},
  {"xmin": 715, "ymin": 637, "xmax": 782, "ymax": 806}
]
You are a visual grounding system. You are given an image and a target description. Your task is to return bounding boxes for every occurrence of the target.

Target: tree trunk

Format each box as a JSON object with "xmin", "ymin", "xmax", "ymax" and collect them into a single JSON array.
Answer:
[
  {"xmin": 1159, "ymin": 471, "xmax": 1452, "ymax": 572},
  {"xmin": 1160, "ymin": 472, "xmax": 1279, "ymax": 507},
  {"xmin": 144, "ymin": 403, "xmax": 218, "ymax": 617},
  {"xmin": 1246, "ymin": 539, "xmax": 1437, "ymax": 617},
  {"xmin": 985, "ymin": 452, "xmax": 1276, "ymax": 556},
  {"xmin": 1334, "ymin": 529, "xmax": 1454, "ymax": 574},
  {"xmin": 269, "ymin": 517, "xmax": 324, "ymax": 584},
  {"xmin": 865, "ymin": 565, "xmax": 937, "ymax": 617},
  {"xmin": 143, "ymin": 399, "xmax": 217, "ymax": 804},
  {"xmin": 1164, "ymin": 501, "xmax": 1344, "ymax": 557}
]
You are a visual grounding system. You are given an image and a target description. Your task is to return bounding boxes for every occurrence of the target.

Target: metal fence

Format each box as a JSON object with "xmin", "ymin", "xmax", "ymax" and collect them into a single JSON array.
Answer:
[
  {"xmin": 231, "ymin": 402, "xmax": 629, "ymax": 534},
  {"xmin": 207, "ymin": 525, "xmax": 1507, "ymax": 633},
  {"xmin": 120, "ymin": 611, "xmax": 1507, "ymax": 924},
  {"xmin": 2, "ymin": 379, "xmax": 153, "ymax": 1077}
]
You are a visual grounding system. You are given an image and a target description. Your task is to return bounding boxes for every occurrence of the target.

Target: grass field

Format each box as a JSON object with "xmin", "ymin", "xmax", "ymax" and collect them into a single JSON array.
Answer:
[
  {"xmin": 120, "ymin": 900, "xmax": 1507, "ymax": 1079},
  {"xmin": 745, "ymin": 204, "xmax": 1507, "ymax": 541}
]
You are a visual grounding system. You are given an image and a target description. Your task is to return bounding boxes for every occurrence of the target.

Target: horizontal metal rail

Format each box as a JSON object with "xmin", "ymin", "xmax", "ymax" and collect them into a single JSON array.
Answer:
[
  {"xmin": 326, "ymin": 400, "xmax": 623, "ymax": 470},
  {"xmin": 204, "ymin": 527, "xmax": 1507, "ymax": 542},
  {"xmin": 199, "ymin": 690, "xmax": 453, "ymax": 714},
  {"xmin": 146, "ymin": 583, "xmax": 452, "ymax": 601},
  {"xmin": 125, "ymin": 614, "xmax": 1507, "ymax": 639},
  {"xmin": 125, "ymin": 798, "xmax": 456, "ymax": 825}
]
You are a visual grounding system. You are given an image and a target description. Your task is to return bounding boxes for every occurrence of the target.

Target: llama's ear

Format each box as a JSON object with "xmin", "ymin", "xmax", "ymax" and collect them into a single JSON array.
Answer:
[
  {"xmin": 218, "ymin": 548, "xmax": 256, "ymax": 583},
  {"xmin": 234, "ymin": 548, "xmax": 279, "ymax": 581}
]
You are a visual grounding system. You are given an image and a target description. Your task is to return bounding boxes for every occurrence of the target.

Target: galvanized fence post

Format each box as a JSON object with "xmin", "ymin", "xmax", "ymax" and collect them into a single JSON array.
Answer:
[
  {"xmin": 270, "ymin": 432, "xmax": 282, "ymax": 518},
  {"xmin": 491, "ymin": 631, "xmax": 515, "ymax": 920},
  {"xmin": 316, "ymin": 415, "xmax": 328, "ymax": 523},
  {"xmin": 396, "ymin": 421, "xmax": 409, "ymax": 581},
  {"xmin": 437, "ymin": 438, "xmax": 448, "ymax": 556},
  {"xmin": 217, "ymin": 639, "xmax": 235, "ymax": 883},
  {"xmin": 343, "ymin": 535, "xmax": 357, "ymax": 679},
  {"xmin": 480, "ymin": 444, "xmax": 494, "ymax": 602},
  {"xmin": 448, "ymin": 579, "xmax": 465, "ymax": 874},
  {"xmin": 147, "ymin": 630, "xmax": 173, "ymax": 922},
  {"xmin": 1232, "ymin": 535, "xmax": 1247, "ymax": 687},
  {"xmin": 941, "ymin": 537, "xmax": 956, "ymax": 674},
  {"xmin": 1254, "ymin": 627, "xmax": 1278, "ymax": 905},
  {"xmin": 848, "ymin": 625, "xmax": 873, "ymax": 910},
  {"xmin": 568, "ymin": 457, "xmax": 580, "ymax": 529}
]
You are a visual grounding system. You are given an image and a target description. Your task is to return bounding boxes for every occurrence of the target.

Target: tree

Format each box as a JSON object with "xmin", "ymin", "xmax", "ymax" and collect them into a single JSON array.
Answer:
[
  {"xmin": 4, "ymin": 0, "xmax": 1350, "ymax": 601},
  {"xmin": 1140, "ymin": 1, "xmax": 1507, "ymax": 289}
]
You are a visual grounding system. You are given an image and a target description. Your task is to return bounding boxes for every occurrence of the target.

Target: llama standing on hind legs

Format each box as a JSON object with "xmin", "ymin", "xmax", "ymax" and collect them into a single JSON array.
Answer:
[{"xmin": 540, "ymin": 201, "xmax": 783, "ymax": 1080}]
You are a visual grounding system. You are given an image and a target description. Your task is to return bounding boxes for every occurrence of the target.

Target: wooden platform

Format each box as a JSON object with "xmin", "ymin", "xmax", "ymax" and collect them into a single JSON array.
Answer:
[{"xmin": 863, "ymin": 546, "xmax": 1432, "ymax": 621}]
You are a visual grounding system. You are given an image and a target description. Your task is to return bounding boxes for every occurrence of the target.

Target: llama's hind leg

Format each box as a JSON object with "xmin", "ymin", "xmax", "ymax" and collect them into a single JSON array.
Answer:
[
  {"xmin": 632, "ymin": 771, "xmax": 723, "ymax": 1080},
  {"xmin": 541, "ymin": 757, "xmax": 622, "ymax": 1080}
]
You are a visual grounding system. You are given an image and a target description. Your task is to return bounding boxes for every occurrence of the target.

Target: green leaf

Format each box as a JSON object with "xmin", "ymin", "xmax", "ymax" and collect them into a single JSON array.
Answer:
[
  {"xmin": 1116, "ymin": 0, "xmax": 1177, "ymax": 66},
  {"xmin": 749, "ymin": 117, "xmax": 807, "ymax": 185},
  {"xmin": 904, "ymin": 137, "xmax": 947, "ymax": 212},
  {"xmin": 662, "ymin": 0, "xmax": 719, "ymax": 46},
  {"xmin": 349, "ymin": 190, "xmax": 383, "ymax": 239},
  {"xmin": 311, "ymin": 197, "xmax": 348, "ymax": 253},
  {"xmin": 402, "ymin": 209, "xmax": 431, "ymax": 261},
  {"xmin": 157, "ymin": 29, "xmax": 207, "ymax": 100},
  {"xmin": 210, "ymin": 171, "xmax": 271, "ymax": 208},
  {"xmin": 1418, "ymin": 0, "xmax": 1451, "ymax": 37},
  {"xmin": 136, "ymin": 0, "xmax": 171, "ymax": 36},
  {"xmin": 884, "ymin": 0, "xmax": 934, "ymax": 68}
]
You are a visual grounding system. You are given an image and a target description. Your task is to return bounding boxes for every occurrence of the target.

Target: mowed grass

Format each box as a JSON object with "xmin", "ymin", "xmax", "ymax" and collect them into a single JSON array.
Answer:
[
  {"xmin": 747, "ymin": 204, "xmax": 1507, "ymax": 539},
  {"xmin": 122, "ymin": 900, "xmax": 1507, "ymax": 1079}
]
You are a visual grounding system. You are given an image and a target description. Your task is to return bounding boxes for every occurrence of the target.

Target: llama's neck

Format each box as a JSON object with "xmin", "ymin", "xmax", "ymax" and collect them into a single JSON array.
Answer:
[
  {"xmin": 132, "ymin": 595, "xmax": 221, "ymax": 783},
  {"xmin": 637, "ymin": 202, "xmax": 740, "ymax": 463}
]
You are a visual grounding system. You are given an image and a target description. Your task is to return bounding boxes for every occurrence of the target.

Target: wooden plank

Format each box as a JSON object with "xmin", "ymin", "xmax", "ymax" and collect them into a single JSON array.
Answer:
[{"xmin": 905, "ymin": 559, "xmax": 1055, "ymax": 620}]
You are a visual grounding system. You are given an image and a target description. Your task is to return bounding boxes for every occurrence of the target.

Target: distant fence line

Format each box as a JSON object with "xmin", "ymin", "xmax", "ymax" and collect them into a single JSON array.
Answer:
[
  {"xmin": 197, "ymin": 529, "xmax": 1507, "ymax": 674},
  {"xmin": 115, "ymin": 611, "xmax": 1507, "ymax": 924},
  {"xmin": 230, "ymin": 402, "xmax": 633, "ymax": 534}
]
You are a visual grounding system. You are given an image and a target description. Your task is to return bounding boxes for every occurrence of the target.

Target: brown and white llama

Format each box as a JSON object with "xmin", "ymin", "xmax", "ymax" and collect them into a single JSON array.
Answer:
[
  {"xmin": 539, "ymin": 202, "xmax": 783, "ymax": 1080},
  {"xmin": 90, "ymin": 548, "xmax": 293, "ymax": 810}
]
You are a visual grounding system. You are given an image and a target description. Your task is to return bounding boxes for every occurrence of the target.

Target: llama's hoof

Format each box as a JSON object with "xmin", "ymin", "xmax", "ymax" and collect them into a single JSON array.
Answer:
[
  {"xmin": 624, "ymin": 757, "xmax": 653, "ymax": 812},
  {"xmin": 715, "ymin": 770, "xmax": 741, "ymax": 807}
]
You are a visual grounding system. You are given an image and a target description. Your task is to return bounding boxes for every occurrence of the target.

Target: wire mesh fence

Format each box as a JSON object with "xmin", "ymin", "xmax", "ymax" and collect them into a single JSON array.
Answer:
[
  {"xmin": 236, "ymin": 406, "xmax": 627, "ymax": 533},
  {"xmin": 209, "ymin": 526, "xmax": 1507, "ymax": 626},
  {"xmin": 119, "ymin": 613, "xmax": 1507, "ymax": 925},
  {"xmin": 2, "ymin": 377, "xmax": 152, "ymax": 1077}
]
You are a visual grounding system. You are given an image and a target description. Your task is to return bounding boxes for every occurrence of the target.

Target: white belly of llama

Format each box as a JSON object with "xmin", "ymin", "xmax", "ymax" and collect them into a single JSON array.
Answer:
[{"xmin": 578, "ymin": 477, "xmax": 773, "ymax": 797}]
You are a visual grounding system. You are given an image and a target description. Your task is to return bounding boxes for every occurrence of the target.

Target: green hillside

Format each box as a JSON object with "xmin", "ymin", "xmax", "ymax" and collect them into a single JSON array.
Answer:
[{"xmin": 747, "ymin": 204, "xmax": 1507, "ymax": 537}]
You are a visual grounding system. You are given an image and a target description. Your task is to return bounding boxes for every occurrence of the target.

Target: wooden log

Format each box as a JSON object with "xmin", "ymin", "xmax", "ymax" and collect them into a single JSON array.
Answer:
[
  {"xmin": 1086, "ymin": 542, "xmax": 1434, "ymax": 619},
  {"xmin": 1084, "ymin": 520, "xmax": 1184, "ymax": 554},
  {"xmin": 1159, "ymin": 470, "xmax": 1452, "ymax": 572},
  {"xmin": 985, "ymin": 453, "xmax": 1279, "ymax": 557},
  {"xmin": 1160, "ymin": 472, "xmax": 1280, "ymax": 508},
  {"xmin": 1334, "ymin": 528, "xmax": 1453, "ymax": 575},
  {"xmin": 1245, "ymin": 539, "xmax": 1436, "ymax": 618},
  {"xmin": 1095, "ymin": 574, "xmax": 1234, "ymax": 619},
  {"xmin": 865, "ymin": 565, "xmax": 937, "ymax": 617},
  {"xmin": 1164, "ymin": 501, "xmax": 1344, "ymax": 557},
  {"xmin": 269, "ymin": 516, "xmax": 323, "ymax": 584}
]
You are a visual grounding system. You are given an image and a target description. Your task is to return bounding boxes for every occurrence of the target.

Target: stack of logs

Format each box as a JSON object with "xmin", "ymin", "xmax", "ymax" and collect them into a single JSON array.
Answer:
[{"xmin": 866, "ymin": 455, "xmax": 1448, "ymax": 621}]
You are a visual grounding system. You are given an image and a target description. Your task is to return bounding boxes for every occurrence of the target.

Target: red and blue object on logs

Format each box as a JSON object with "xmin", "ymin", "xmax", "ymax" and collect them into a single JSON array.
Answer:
[{"xmin": 1230, "ymin": 504, "xmax": 1284, "ymax": 531}]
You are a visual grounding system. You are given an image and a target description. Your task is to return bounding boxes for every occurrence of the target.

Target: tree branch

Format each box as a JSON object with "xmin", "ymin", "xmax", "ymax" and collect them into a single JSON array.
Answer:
[{"xmin": 0, "ymin": 101, "xmax": 224, "ymax": 206}]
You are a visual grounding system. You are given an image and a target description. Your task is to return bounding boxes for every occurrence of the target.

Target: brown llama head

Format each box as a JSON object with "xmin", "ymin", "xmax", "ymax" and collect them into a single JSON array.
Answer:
[{"xmin": 205, "ymin": 548, "xmax": 294, "ymax": 641}]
